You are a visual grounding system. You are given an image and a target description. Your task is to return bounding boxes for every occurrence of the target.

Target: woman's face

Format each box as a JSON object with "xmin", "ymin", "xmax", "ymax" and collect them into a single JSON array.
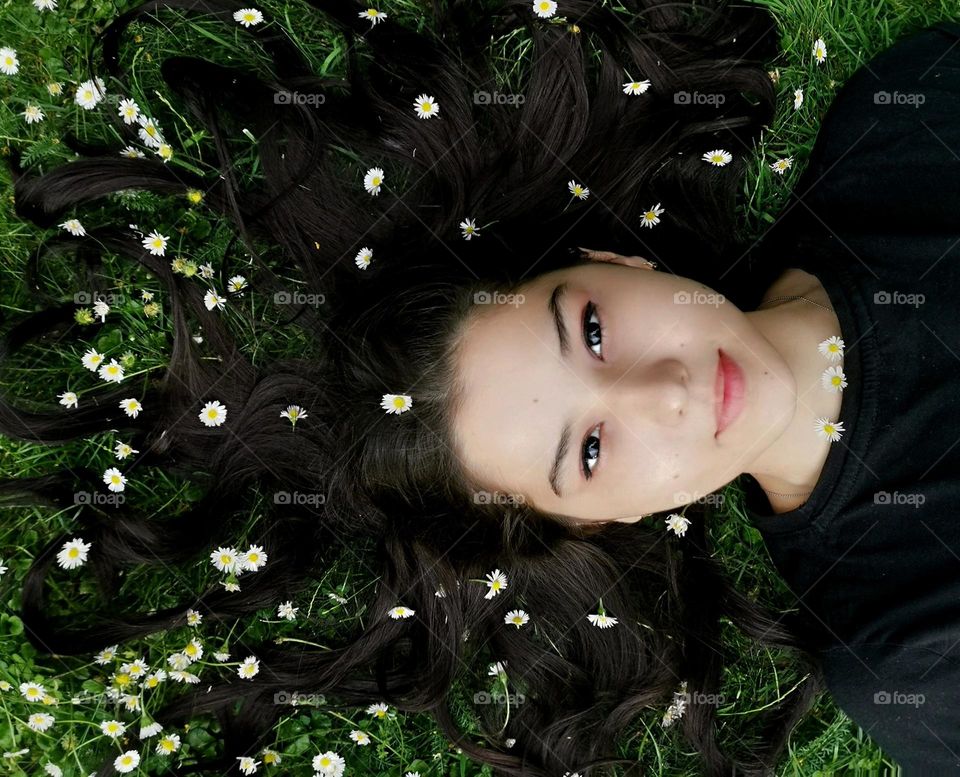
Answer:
[{"xmin": 450, "ymin": 251, "xmax": 797, "ymax": 524}]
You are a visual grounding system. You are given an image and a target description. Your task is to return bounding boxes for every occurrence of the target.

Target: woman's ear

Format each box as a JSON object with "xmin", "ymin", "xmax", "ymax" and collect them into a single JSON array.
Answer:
[{"xmin": 577, "ymin": 247, "xmax": 657, "ymax": 270}]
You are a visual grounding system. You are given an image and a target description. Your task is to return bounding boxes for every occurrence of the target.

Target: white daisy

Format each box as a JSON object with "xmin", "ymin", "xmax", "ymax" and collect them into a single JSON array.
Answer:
[
  {"xmin": 119, "ymin": 397, "xmax": 143, "ymax": 418},
  {"xmin": 488, "ymin": 661, "xmax": 507, "ymax": 677},
  {"xmin": 58, "ymin": 391, "xmax": 78, "ymax": 409},
  {"xmin": 98, "ymin": 359, "xmax": 125, "ymax": 383},
  {"xmin": 622, "ymin": 79, "xmax": 651, "ymax": 95},
  {"xmin": 367, "ymin": 702, "xmax": 389, "ymax": 718},
  {"xmin": 813, "ymin": 417, "xmax": 845, "ymax": 442},
  {"xmin": 198, "ymin": 399, "xmax": 227, "ymax": 427},
  {"xmin": 227, "ymin": 274, "xmax": 247, "ymax": 293},
  {"xmin": 46, "ymin": 81, "xmax": 63, "ymax": 95},
  {"xmin": 358, "ymin": 8, "xmax": 387, "ymax": 25},
  {"xmin": 769, "ymin": 157, "xmax": 793, "ymax": 175},
  {"xmin": 204, "ymin": 289, "xmax": 226, "ymax": 311},
  {"xmin": 665, "ymin": 512, "xmax": 690, "ymax": 537},
  {"xmin": 233, "ymin": 7, "xmax": 263, "ymax": 26},
  {"xmin": 277, "ymin": 601, "xmax": 298, "ymax": 620},
  {"xmin": 94, "ymin": 645, "xmax": 119, "ymax": 664},
  {"xmin": 75, "ymin": 77, "xmax": 107, "ymax": 109},
  {"xmin": 483, "ymin": 568, "xmax": 508, "ymax": 599},
  {"xmin": 587, "ymin": 612, "xmax": 619, "ymax": 629},
  {"xmin": 142, "ymin": 230, "xmax": 168, "ymax": 255},
  {"xmin": 381, "ymin": 393, "xmax": 413, "ymax": 414},
  {"xmin": 103, "ymin": 467, "xmax": 127, "ymax": 493},
  {"xmin": 640, "ymin": 202, "xmax": 665, "ymax": 229},
  {"xmin": 354, "ymin": 246, "xmax": 373, "ymax": 269},
  {"xmin": 59, "ymin": 218, "xmax": 86, "ymax": 236},
  {"xmin": 311, "ymin": 751, "xmax": 345, "ymax": 775},
  {"xmin": 504, "ymin": 609, "xmax": 529, "ymax": 628},
  {"xmin": 238, "ymin": 656, "xmax": 260, "ymax": 679},
  {"xmin": 56, "ymin": 538, "xmax": 91, "ymax": 570},
  {"xmin": 363, "ymin": 166, "xmax": 385, "ymax": 195},
  {"xmin": 120, "ymin": 145, "xmax": 145, "ymax": 158},
  {"xmin": 413, "ymin": 93, "xmax": 439, "ymax": 119},
  {"xmin": 114, "ymin": 750, "xmax": 140, "ymax": 772},
  {"xmin": 92, "ymin": 298, "xmax": 110, "ymax": 321},
  {"xmin": 459, "ymin": 217, "xmax": 480, "ymax": 240},
  {"xmin": 241, "ymin": 544, "xmax": 267, "ymax": 571},
  {"xmin": 185, "ymin": 608, "xmax": 202, "ymax": 626},
  {"xmin": 701, "ymin": 149, "xmax": 732, "ymax": 167},
  {"xmin": 156, "ymin": 142, "xmax": 174, "ymax": 162},
  {"xmin": 42, "ymin": 764, "xmax": 62, "ymax": 777},
  {"xmin": 114, "ymin": 441, "xmax": 139, "ymax": 460},
  {"xmin": 349, "ymin": 729, "xmax": 371, "ymax": 745},
  {"xmin": 280, "ymin": 404, "xmax": 308, "ymax": 427},
  {"xmin": 387, "ymin": 605, "xmax": 415, "ymax": 619},
  {"xmin": 100, "ymin": 719, "xmax": 127, "ymax": 738},
  {"xmin": 0, "ymin": 47, "xmax": 19, "ymax": 76},
  {"xmin": 19, "ymin": 681, "xmax": 46, "ymax": 701},
  {"xmin": 27, "ymin": 712, "xmax": 55, "ymax": 731},
  {"xmin": 22, "ymin": 104, "xmax": 44, "ymax": 124},
  {"xmin": 812, "ymin": 37, "xmax": 827, "ymax": 65},
  {"xmin": 32, "ymin": 0, "xmax": 57, "ymax": 9},
  {"xmin": 532, "ymin": 0, "xmax": 557, "ymax": 18},
  {"xmin": 793, "ymin": 87, "xmax": 803, "ymax": 110},
  {"xmin": 821, "ymin": 365, "xmax": 847, "ymax": 393},
  {"xmin": 117, "ymin": 98, "xmax": 140, "ymax": 124},
  {"xmin": 817, "ymin": 335, "xmax": 844, "ymax": 361},
  {"xmin": 139, "ymin": 720, "xmax": 164, "ymax": 737},
  {"xmin": 210, "ymin": 546, "xmax": 240, "ymax": 573},
  {"xmin": 137, "ymin": 114, "xmax": 164, "ymax": 148},
  {"xmin": 237, "ymin": 756, "xmax": 260, "ymax": 775},
  {"xmin": 567, "ymin": 180, "xmax": 589, "ymax": 199},
  {"xmin": 81, "ymin": 348, "xmax": 104, "ymax": 371},
  {"xmin": 155, "ymin": 733, "xmax": 181, "ymax": 754}
]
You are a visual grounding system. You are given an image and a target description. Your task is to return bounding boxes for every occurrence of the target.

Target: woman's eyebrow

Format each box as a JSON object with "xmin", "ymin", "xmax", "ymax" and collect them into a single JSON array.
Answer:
[{"xmin": 547, "ymin": 281, "xmax": 572, "ymax": 497}]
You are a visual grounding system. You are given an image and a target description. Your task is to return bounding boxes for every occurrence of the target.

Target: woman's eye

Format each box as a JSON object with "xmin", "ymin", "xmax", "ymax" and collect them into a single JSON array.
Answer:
[
  {"xmin": 582, "ymin": 301, "xmax": 603, "ymax": 358},
  {"xmin": 582, "ymin": 423, "xmax": 601, "ymax": 480}
]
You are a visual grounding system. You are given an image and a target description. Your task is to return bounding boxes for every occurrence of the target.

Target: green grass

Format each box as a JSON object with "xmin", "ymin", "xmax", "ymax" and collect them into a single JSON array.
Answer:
[{"xmin": 0, "ymin": 0, "xmax": 956, "ymax": 774}]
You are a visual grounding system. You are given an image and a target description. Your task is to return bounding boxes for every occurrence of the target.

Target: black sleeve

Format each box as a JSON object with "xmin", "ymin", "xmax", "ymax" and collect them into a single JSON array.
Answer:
[
  {"xmin": 776, "ymin": 20, "xmax": 960, "ymax": 236},
  {"xmin": 818, "ymin": 640, "xmax": 960, "ymax": 773}
]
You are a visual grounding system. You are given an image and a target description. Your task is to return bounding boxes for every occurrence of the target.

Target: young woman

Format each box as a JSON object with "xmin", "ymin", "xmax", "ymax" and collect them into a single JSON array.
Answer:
[{"xmin": 3, "ymin": 0, "xmax": 959, "ymax": 773}]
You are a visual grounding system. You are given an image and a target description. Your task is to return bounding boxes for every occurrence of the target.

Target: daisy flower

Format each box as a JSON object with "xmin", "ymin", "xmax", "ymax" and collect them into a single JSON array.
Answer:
[
  {"xmin": 120, "ymin": 145, "xmax": 145, "ymax": 158},
  {"xmin": 59, "ymin": 218, "xmax": 86, "ymax": 236},
  {"xmin": 199, "ymin": 399, "xmax": 227, "ymax": 427},
  {"xmin": 143, "ymin": 671, "xmax": 167, "ymax": 689},
  {"xmin": 488, "ymin": 661, "xmax": 507, "ymax": 677},
  {"xmin": 118, "ymin": 98, "xmax": 139, "ymax": 124},
  {"xmin": 237, "ymin": 756, "xmax": 260, "ymax": 775},
  {"xmin": 22, "ymin": 105, "xmax": 44, "ymax": 124},
  {"xmin": 793, "ymin": 88, "xmax": 803, "ymax": 110},
  {"xmin": 241, "ymin": 544, "xmax": 267, "ymax": 571},
  {"xmin": 358, "ymin": 8, "xmax": 387, "ymax": 25},
  {"xmin": 312, "ymin": 751, "xmax": 345, "ymax": 776},
  {"xmin": 769, "ymin": 157, "xmax": 793, "ymax": 175},
  {"xmin": 459, "ymin": 217, "xmax": 480, "ymax": 240},
  {"xmin": 56, "ymin": 538, "xmax": 92, "ymax": 570},
  {"xmin": 92, "ymin": 298, "xmax": 110, "ymax": 322},
  {"xmin": 103, "ymin": 467, "xmax": 127, "ymax": 493},
  {"xmin": 142, "ymin": 230, "xmax": 168, "ymax": 255},
  {"xmin": 227, "ymin": 274, "xmax": 247, "ymax": 293},
  {"xmin": 75, "ymin": 77, "xmax": 107, "ymax": 109},
  {"xmin": 33, "ymin": 0, "xmax": 57, "ymax": 9},
  {"xmin": 0, "ymin": 47, "xmax": 19, "ymax": 76},
  {"xmin": 504, "ymin": 609, "xmax": 529, "ymax": 628},
  {"xmin": 114, "ymin": 441, "xmax": 139, "ymax": 460},
  {"xmin": 100, "ymin": 719, "xmax": 127, "ymax": 738},
  {"xmin": 210, "ymin": 546, "xmax": 240, "ymax": 573},
  {"xmin": 821, "ymin": 365, "xmax": 847, "ymax": 393},
  {"xmin": 701, "ymin": 149, "xmax": 732, "ymax": 166},
  {"xmin": 363, "ymin": 166, "xmax": 385, "ymax": 195},
  {"xmin": 185, "ymin": 608, "xmax": 202, "ymax": 626},
  {"xmin": 818, "ymin": 335, "xmax": 845, "ymax": 361},
  {"xmin": 233, "ymin": 7, "xmax": 263, "ymax": 26},
  {"xmin": 98, "ymin": 359, "xmax": 125, "ymax": 383},
  {"xmin": 381, "ymin": 393, "xmax": 413, "ymax": 414},
  {"xmin": 58, "ymin": 391, "xmax": 78, "ymax": 409},
  {"xmin": 42, "ymin": 764, "xmax": 62, "ymax": 777},
  {"xmin": 622, "ymin": 79, "xmax": 651, "ymax": 95},
  {"xmin": 204, "ymin": 288, "xmax": 226, "ymax": 311},
  {"xmin": 27, "ymin": 712, "xmax": 55, "ymax": 732},
  {"xmin": 532, "ymin": 0, "xmax": 557, "ymax": 18},
  {"xmin": 354, "ymin": 246, "xmax": 373, "ymax": 269},
  {"xmin": 81, "ymin": 348, "xmax": 104, "ymax": 371},
  {"xmin": 483, "ymin": 568, "xmax": 508, "ymax": 599},
  {"xmin": 119, "ymin": 397, "xmax": 143, "ymax": 418},
  {"xmin": 94, "ymin": 645, "xmax": 119, "ymax": 664},
  {"xmin": 349, "ymin": 729, "xmax": 371, "ymax": 745},
  {"xmin": 140, "ymin": 720, "xmax": 164, "ymax": 737},
  {"xmin": 167, "ymin": 669, "xmax": 200, "ymax": 684},
  {"xmin": 47, "ymin": 81, "xmax": 63, "ymax": 95},
  {"xmin": 567, "ymin": 180, "xmax": 589, "ymax": 199},
  {"xmin": 587, "ymin": 611, "xmax": 619, "ymax": 629},
  {"xmin": 812, "ymin": 37, "xmax": 827, "ymax": 65},
  {"xmin": 814, "ymin": 417, "xmax": 845, "ymax": 442},
  {"xmin": 367, "ymin": 702, "xmax": 389, "ymax": 718},
  {"xmin": 20, "ymin": 681, "xmax": 45, "ymax": 701},
  {"xmin": 262, "ymin": 749, "xmax": 282, "ymax": 765},
  {"xmin": 137, "ymin": 114, "xmax": 164, "ymax": 148},
  {"xmin": 665, "ymin": 512, "xmax": 690, "ymax": 537},
  {"xmin": 277, "ymin": 601, "xmax": 298, "ymax": 620},
  {"xmin": 640, "ymin": 202, "xmax": 665, "ymax": 229},
  {"xmin": 387, "ymin": 605, "xmax": 415, "ymax": 619},
  {"xmin": 280, "ymin": 404, "xmax": 307, "ymax": 427},
  {"xmin": 413, "ymin": 93, "xmax": 440, "ymax": 119},
  {"xmin": 155, "ymin": 734, "xmax": 181, "ymax": 754},
  {"xmin": 238, "ymin": 656, "xmax": 260, "ymax": 679}
]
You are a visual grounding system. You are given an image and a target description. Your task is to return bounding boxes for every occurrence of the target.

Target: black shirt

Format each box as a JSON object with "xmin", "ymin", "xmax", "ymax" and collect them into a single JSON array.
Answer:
[{"xmin": 740, "ymin": 19, "xmax": 960, "ymax": 774}]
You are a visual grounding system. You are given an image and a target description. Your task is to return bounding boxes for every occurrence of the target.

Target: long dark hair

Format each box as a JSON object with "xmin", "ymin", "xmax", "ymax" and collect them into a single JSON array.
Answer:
[{"xmin": 2, "ymin": 0, "xmax": 823, "ymax": 774}]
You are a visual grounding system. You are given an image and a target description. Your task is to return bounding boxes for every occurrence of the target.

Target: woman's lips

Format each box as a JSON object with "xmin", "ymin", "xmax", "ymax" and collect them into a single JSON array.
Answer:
[{"xmin": 714, "ymin": 349, "xmax": 745, "ymax": 437}]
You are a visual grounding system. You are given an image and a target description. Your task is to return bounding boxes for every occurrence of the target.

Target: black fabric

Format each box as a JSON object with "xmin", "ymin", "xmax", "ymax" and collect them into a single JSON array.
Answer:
[{"xmin": 740, "ymin": 20, "xmax": 960, "ymax": 773}]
